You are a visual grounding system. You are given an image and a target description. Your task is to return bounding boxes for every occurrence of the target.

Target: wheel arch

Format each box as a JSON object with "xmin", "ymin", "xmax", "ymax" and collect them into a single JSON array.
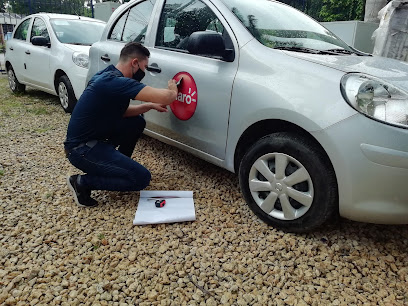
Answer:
[
  {"xmin": 54, "ymin": 69, "xmax": 67, "ymax": 93},
  {"xmin": 233, "ymin": 119, "xmax": 336, "ymax": 178}
]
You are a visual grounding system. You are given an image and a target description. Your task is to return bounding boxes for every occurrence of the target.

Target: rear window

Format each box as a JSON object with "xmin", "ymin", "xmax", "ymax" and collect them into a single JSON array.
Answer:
[
  {"xmin": 108, "ymin": 0, "xmax": 156, "ymax": 43},
  {"xmin": 14, "ymin": 18, "xmax": 31, "ymax": 41}
]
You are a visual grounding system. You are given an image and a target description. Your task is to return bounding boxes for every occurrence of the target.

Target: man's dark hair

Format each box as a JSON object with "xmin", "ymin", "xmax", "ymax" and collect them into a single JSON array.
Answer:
[{"xmin": 119, "ymin": 42, "xmax": 150, "ymax": 63}]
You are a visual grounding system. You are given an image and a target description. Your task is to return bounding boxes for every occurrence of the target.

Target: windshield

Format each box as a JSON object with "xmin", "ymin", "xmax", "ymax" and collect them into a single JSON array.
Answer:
[
  {"xmin": 50, "ymin": 19, "xmax": 106, "ymax": 45},
  {"xmin": 221, "ymin": 0, "xmax": 352, "ymax": 52}
]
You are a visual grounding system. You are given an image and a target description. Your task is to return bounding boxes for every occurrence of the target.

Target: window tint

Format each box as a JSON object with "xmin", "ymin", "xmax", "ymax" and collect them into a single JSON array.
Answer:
[
  {"xmin": 30, "ymin": 18, "xmax": 49, "ymax": 41},
  {"xmin": 109, "ymin": 10, "xmax": 129, "ymax": 41},
  {"xmin": 14, "ymin": 18, "xmax": 31, "ymax": 40},
  {"xmin": 109, "ymin": 0, "xmax": 156, "ymax": 43},
  {"xmin": 122, "ymin": 0, "xmax": 156, "ymax": 43},
  {"xmin": 156, "ymin": 0, "xmax": 225, "ymax": 51}
]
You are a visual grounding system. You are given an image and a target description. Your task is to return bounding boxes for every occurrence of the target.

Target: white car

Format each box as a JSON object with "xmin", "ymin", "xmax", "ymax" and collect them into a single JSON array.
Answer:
[{"xmin": 5, "ymin": 13, "xmax": 106, "ymax": 112}]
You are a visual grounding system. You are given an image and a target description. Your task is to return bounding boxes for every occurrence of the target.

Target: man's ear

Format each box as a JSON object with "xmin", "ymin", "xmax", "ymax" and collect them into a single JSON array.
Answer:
[{"xmin": 131, "ymin": 58, "xmax": 139, "ymax": 68}]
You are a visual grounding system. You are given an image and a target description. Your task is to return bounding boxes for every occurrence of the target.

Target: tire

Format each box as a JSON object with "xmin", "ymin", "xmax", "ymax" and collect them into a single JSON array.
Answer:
[
  {"xmin": 7, "ymin": 66, "xmax": 25, "ymax": 93},
  {"xmin": 239, "ymin": 132, "xmax": 338, "ymax": 233},
  {"xmin": 57, "ymin": 75, "xmax": 77, "ymax": 113}
]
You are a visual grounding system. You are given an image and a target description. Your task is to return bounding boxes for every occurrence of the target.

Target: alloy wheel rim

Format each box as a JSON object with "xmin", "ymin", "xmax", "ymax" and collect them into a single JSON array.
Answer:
[
  {"xmin": 58, "ymin": 82, "xmax": 69, "ymax": 109},
  {"xmin": 8, "ymin": 70, "xmax": 16, "ymax": 91},
  {"xmin": 248, "ymin": 153, "xmax": 314, "ymax": 221}
]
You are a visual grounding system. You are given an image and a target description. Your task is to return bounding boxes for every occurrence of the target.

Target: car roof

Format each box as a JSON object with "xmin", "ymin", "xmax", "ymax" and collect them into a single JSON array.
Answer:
[{"xmin": 31, "ymin": 13, "xmax": 105, "ymax": 23}]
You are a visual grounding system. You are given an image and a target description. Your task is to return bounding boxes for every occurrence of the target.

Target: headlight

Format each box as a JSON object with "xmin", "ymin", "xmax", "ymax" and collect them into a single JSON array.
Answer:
[
  {"xmin": 72, "ymin": 52, "xmax": 89, "ymax": 69},
  {"xmin": 341, "ymin": 73, "xmax": 408, "ymax": 128}
]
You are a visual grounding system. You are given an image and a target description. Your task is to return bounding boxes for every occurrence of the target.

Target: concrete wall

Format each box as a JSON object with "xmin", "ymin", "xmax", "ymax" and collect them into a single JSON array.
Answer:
[
  {"xmin": 94, "ymin": 1, "xmax": 121, "ymax": 22},
  {"xmin": 321, "ymin": 21, "xmax": 379, "ymax": 54}
]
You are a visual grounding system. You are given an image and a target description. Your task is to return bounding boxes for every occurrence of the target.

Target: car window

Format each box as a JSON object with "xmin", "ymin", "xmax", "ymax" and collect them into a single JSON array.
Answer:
[
  {"xmin": 50, "ymin": 19, "xmax": 106, "ymax": 46},
  {"xmin": 109, "ymin": 10, "xmax": 129, "ymax": 41},
  {"xmin": 14, "ymin": 18, "xmax": 31, "ymax": 41},
  {"xmin": 30, "ymin": 18, "xmax": 50, "ymax": 42},
  {"xmin": 221, "ymin": 0, "xmax": 352, "ymax": 51},
  {"xmin": 109, "ymin": 0, "xmax": 156, "ymax": 43},
  {"xmin": 156, "ymin": 0, "xmax": 226, "ymax": 52},
  {"xmin": 123, "ymin": 1, "xmax": 156, "ymax": 43}
]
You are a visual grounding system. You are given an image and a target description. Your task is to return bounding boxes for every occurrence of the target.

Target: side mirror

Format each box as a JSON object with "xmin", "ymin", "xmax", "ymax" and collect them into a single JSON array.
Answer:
[
  {"xmin": 187, "ymin": 31, "xmax": 234, "ymax": 62},
  {"xmin": 31, "ymin": 36, "xmax": 50, "ymax": 47}
]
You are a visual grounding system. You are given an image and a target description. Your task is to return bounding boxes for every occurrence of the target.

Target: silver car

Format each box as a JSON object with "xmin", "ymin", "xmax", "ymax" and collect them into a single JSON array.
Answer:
[{"xmin": 87, "ymin": 0, "xmax": 408, "ymax": 232}]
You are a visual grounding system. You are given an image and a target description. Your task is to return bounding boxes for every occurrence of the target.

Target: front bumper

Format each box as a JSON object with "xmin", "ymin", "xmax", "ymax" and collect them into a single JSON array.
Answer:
[{"xmin": 312, "ymin": 114, "xmax": 408, "ymax": 224}]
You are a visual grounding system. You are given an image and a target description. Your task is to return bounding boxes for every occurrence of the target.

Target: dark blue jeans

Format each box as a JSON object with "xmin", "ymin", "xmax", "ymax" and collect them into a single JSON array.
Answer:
[{"xmin": 67, "ymin": 115, "xmax": 151, "ymax": 191}]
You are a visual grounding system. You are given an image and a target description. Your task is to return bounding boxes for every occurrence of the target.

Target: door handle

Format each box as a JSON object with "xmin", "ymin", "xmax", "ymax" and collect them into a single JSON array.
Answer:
[
  {"xmin": 9, "ymin": 47, "xmax": 13, "ymax": 50},
  {"xmin": 101, "ymin": 54, "xmax": 110, "ymax": 62},
  {"xmin": 25, "ymin": 50, "xmax": 31, "ymax": 55},
  {"xmin": 146, "ymin": 64, "xmax": 161, "ymax": 73}
]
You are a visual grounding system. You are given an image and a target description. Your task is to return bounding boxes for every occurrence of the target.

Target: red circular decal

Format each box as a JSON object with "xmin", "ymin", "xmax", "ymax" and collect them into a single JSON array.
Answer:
[{"xmin": 170, "ymin": 72, "xmax": 197, "ymax": 121}]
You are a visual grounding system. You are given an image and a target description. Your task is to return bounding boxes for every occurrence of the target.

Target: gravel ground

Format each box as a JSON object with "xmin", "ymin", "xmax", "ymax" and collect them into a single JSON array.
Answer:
[{"xmin": 0, "ymin": 77, "xmax": 408, "ymax": 305}]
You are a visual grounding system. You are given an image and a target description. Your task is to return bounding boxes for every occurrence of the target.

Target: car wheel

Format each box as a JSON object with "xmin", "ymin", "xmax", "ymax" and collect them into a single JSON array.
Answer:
[
  {"xmin": 7, "ymin": 66, "xmax": 25, "ymax": 93},
  {"xmin": 239, "ymin": 132, "xmax": 338, "ymax": 233},
  {"xmin": 58, "ymin": 75, "xmax": 77, "ymax": 113}
]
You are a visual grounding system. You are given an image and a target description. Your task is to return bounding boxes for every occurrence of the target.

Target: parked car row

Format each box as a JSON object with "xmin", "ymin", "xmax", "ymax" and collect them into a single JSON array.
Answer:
[
  {"xmin": 5, "ymin": 13, "xmax": 106, "ymax": 112},
  {"xmin": 5, "ymin": 0, "xmax": 408, "ymax": 232}
]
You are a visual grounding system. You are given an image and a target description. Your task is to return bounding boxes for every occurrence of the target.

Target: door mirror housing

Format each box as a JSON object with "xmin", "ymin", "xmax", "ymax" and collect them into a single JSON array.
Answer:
[
  {"xmin": 187, "ymin": 31, "xmax": 234, "ymax": 62},
  {"xmin": 31, "ymin": 36, "xmax": 50, "ymax": 47}
]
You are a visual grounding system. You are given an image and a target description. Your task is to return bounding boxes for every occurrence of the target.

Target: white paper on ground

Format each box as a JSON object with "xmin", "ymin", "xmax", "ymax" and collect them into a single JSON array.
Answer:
[{"xmin": 133, "ymin": 190, "xmax": 195, "ymax": 225}]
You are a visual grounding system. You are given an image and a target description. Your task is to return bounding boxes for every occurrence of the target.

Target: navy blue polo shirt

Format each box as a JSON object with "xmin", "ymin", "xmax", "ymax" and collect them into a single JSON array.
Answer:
[{"xmin": 64, "ymin": 65, "xmax": 145, "ymax": 150}]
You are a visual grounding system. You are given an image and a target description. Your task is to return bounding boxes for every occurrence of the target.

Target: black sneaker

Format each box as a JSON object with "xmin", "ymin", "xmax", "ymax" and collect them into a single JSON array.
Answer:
[{"xmin": 66, "ymin": 175, "xmax": 98, "ymax": 207}]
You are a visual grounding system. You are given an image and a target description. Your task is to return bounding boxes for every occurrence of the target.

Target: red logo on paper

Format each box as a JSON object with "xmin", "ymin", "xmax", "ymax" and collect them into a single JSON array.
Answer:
[{"xmin": 170, "ymin": 72, "xmax": 197, "ymax": 121}]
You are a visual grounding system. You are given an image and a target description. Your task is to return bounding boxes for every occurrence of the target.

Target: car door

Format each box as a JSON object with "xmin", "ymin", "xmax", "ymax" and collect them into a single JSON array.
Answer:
[
  {"xmin": 24, "ymin": 17, "xmax": 52, "ymax": 90},
  {"xmin": 93, "ymin": 0, "xmax": 158, "ymax": 72},
  {"xmin": 6, "ymin": 17, "xmax": 32, "ymax": 83},
  {"xmin": 141, "ymin": 0, "xmax": 239, "ymax": 160}
]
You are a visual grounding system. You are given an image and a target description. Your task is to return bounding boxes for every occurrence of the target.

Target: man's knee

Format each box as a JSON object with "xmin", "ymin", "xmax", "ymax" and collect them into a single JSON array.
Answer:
[
  {"xmin": 139, "ymin": 115, "xmax": 146, "ymax": 129},
  {"xmin": 130, "ymin": 167, "xmax": 151, "ymax": 190},
  {"xmin": 140, "ymin": 169, "xmax": 151, "ymax": 190},
  {"xmin": 131, "ymin": 115, "xmax": 146, "ymax": 132}
]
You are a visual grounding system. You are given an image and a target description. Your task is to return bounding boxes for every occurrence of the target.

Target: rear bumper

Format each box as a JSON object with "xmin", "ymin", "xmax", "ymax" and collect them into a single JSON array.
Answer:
[{"xmin": 313, "ymin": 114, "xmax": 408, "ymax": 224}]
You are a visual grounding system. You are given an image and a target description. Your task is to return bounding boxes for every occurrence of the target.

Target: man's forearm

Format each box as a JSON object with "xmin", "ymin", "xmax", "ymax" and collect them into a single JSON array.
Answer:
[{"xmin": 123, "ymin": 104, "xmax": 152, "ymax": 117}]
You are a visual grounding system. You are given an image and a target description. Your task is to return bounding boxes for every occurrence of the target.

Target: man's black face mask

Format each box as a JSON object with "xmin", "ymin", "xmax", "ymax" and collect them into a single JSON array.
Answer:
[{"xmin": 133, "ymin": 68, "xmax": 145, "ymax": 82}]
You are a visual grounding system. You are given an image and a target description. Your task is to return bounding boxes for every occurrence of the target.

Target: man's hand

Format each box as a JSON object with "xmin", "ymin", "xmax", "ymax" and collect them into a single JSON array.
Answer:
[
  {"xmin": 168, "ymin": 79, "xmax": 178, "ymax": 93},
  {"xmin": 135, "ymin": 80, "xmax": 178, "ymax": 105},
  {"xmin": 149, "ymin": 103, "xmax": 168, "ymax": 112}
]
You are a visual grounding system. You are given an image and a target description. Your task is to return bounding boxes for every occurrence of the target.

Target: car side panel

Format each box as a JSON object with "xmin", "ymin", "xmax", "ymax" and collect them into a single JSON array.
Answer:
[
  {"xmin": 143, "ymin": 49, "xmax": 238, "ymax": 159},
  {"xmin": 5, "ymin": 17, "xmax": 33, "ymax": 83},
  {"xmin": 225, "ymin": 40, "xmax": 356, "ymax": 172},
  {"xmin": 23, "ymin": 16, "xmax": 53, "ymax": 89},
  {"xmin": 24, "ymin": 44, "xmax": 52, "ymax": 90},
  {"xmin": 5, "ymin": 39, "xmax": 26, "ymax": 83}
]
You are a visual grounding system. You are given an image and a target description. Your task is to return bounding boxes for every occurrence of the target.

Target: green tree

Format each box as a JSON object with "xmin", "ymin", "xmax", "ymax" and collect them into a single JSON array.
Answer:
[
  {"xmin": 280, "ymin": 0, "xmax": 305, "ymax": 10},
  {"xmin": 304, "ymin": 0, "xmax": 324, "ymax": 20},
  {"xmin": 8, "ymin": 0, "xmax": 29, "ymax": 14},
  {"xmin": 0, "ymin": 0, "xmax": 7, "ymax": 12},
  {"xmin": 319, "ymin": 0, "xmax": 366, "ymax": 21},
  {"xmin": 280, "ymin": 0, "xmax": 367, "ymax": 22}
]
